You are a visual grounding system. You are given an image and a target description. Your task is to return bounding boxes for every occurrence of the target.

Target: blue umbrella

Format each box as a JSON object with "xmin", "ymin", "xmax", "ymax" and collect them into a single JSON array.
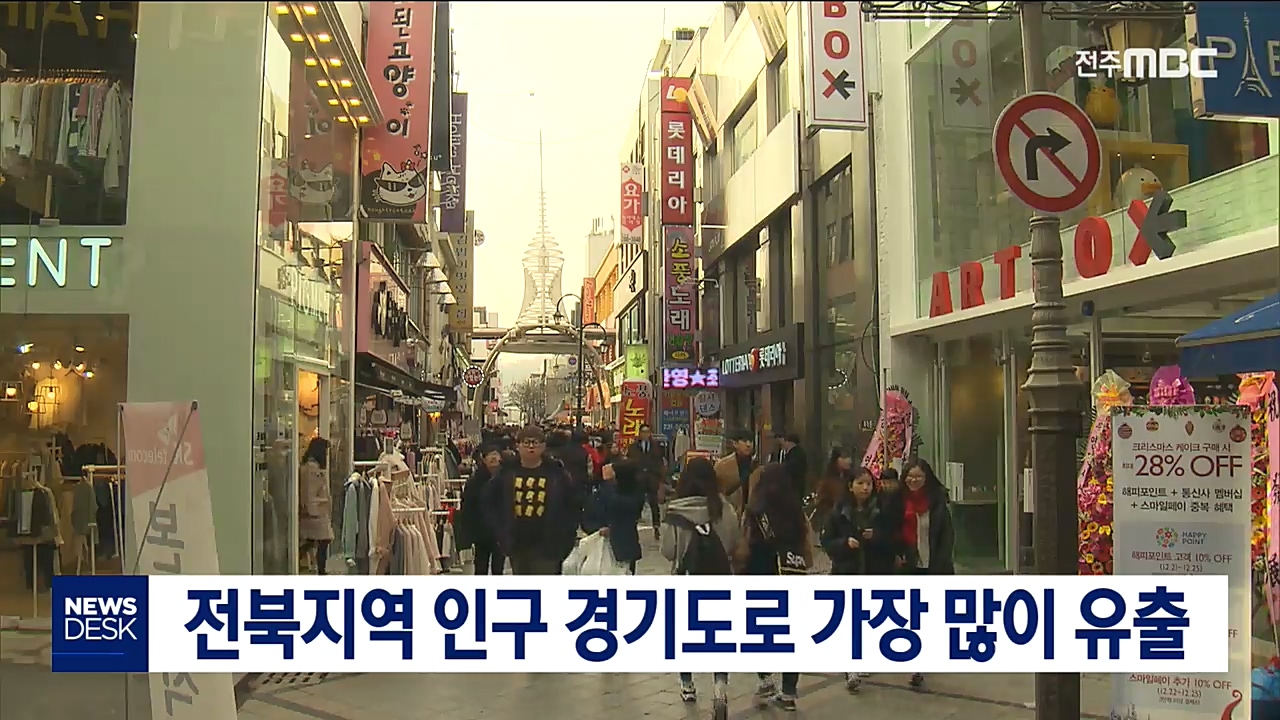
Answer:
[{"xmin": 1177, "ymin": 293, "xmax": 1280, "ymax": 377}]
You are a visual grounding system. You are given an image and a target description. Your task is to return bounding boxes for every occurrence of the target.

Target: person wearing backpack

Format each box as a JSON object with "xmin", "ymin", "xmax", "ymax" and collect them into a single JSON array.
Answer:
[
  {"xmin": 661, "ymin": 457, "xmax": 741, "ymax": 720},
  {"xmin": 739, "ymin": 463, "xmax": 811, "ymax": 712}
]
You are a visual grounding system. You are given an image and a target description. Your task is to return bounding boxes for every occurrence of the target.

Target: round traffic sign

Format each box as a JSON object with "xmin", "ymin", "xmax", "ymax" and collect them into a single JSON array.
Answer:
[
  {"xmin": 992, "ymin": 92, "xmax": 1100, "ymax": 215},
  {"xmin": 463, "ymin": 366, "xmax": 484, "ymax": 387}
]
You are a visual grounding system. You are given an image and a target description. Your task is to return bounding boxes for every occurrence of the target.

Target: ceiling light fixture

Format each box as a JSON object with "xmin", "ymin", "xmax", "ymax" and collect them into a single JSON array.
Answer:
[
  {"xmin": 316, "ymin": 79, "xmax": 329, "ymax": 87},
  {"xmin": 328, "ymin": 57, "xmax": 342, "ymax": 67},
  {"xmin": 94, "ymin": 14, "xmax": 104, "ymax": 21},
  {"xmin": 275, "ymin": 4, "xmax": 290, "ymax": 14},
  {"xmin": 338, "ymin": 79, "xmax": 352, "ymax": 88},
  {"xmin": 316, "ymin": 32, "xmax": 331, "ymax": 42},
  {"xmin": 304, "ymin": 56, "xmax": 318, "ymax": 66},
  {"xmin": 17, "ymin": 343, "xmax": 32, "ymax": 354},
  {"xmin": 328, "ymin": 98, "xmax": 340, "ymax": 106},
  {"xmin": 30, "ymin": 362, "xmax": 40, "ymax": 370},
  {"xmin": 26, "ymin": 401, "xmax": 37, "ymax": 412},
  {"xmin": 74, "ymin": 363, "xmax": 86, "ymax": 373},
  {"xmin": 53, "ymin": 361, "xmax": 63, "ymax": 371},
  {"xmin": 302, "ymin": 5, "xmax": 318, "ymax": 15},
  {"xmin": 349, "ymin": 98, "xmax": 362, "ymax": 106},
  {"xmin": 336, "ymin": 116, "xmax": 349, "ymax": 122},
  {"xmin": 74, "ymin": 344, "xmax": 84, "ymax": 353},
  {"xmin": 4, "ymin": 387, "xmax": 16, "ymax": 398},
  {"xmin": 289, "ymin": 32, "xmax": 304, "ymax": 42},
  {"xmin": 83, "ymin": 371, "xmax": 95, "ymax": 379},
  {"xmin": 357, "ymin": 116, "xmax": 370, "ymax": 124}
]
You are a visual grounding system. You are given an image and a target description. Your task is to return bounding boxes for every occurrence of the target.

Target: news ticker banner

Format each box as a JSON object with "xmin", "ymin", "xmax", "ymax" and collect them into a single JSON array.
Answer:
[
  {"xmin": 53, "ymin": 575, "xmax": 1227, "ymax": 674},
  {"xmin": 1111, "ymin": 405, "xmax": 1252, "ymax": 720}
]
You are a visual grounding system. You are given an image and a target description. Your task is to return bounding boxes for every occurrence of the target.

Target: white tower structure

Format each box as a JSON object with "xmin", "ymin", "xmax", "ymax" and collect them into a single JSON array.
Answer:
[{"xmin": 516, "ymin": 132, "xmax": 565, "ymax": 325}]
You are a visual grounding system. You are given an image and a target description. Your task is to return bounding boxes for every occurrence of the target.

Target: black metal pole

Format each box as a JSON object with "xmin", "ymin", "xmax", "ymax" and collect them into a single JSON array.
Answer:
[
  {"xmin": 1019, "ymin": 4, "xmax": 1082, "ymax": 720},
  {"xmin": 575, "ymin": 321, "xmax": 585, "ymax": 432}
]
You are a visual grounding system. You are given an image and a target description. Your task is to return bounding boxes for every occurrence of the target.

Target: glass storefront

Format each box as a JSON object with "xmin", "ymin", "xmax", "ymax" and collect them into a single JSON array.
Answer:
[
  {"xmin": 252, "ymin": 10, "xmax": 355, "ymax": 575},
  {"xmin": 908, "ymin": 14, "xmax": 1275, "ymax": 316}
]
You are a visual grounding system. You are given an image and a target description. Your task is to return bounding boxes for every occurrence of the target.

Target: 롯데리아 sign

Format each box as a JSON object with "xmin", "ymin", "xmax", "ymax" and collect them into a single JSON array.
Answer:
[
  {"xmin": 360, "ymin": 1, "xmax": 434, "ymax": 223},
  {"xmin": 1110, "ymin": 404, "xmax": 1251, "ymax": 720},
  {"xmin": 124, "ymin": 401, "xmax": 238, "ymax": 718},
  {"xmin": 659, "ymin": 114, "xmax": 694, "ymax": 225},
  {"xmin": 802, "ymin": 1, "xmax": 867, "ymax": 131},
  {"xmin": 662, "ymin": 226, "xmax": 696, "ymax": 363},
  {"xmin": 992, "ymin": 92, "xmax": 1101, "ymax": 215}
]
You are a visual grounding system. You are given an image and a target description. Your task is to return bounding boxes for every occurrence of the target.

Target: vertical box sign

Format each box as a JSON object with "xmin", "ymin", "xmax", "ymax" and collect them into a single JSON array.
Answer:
[
  {"xmin": 581, "ymin": 278, "xmax": 597, "ymax": 324},
  {"xmin": 802, "ymin": 1, "xmax": 868, "ymax": 131},
  {"xmin": 360, "ymin": 1, "xmax": 435, "ymax": 223},
  {"xmin": 618, "ymin": 380, "xmax": 653, "ymax": 452},
  {"xmin": 659, "ymin": 86, "xmax": 694, "ymax": 226},
  {"xmin": 449, "ymin": 211, "xmax": 476, "ymax": 333},
  {"xmin": 620, "ymin": 163, "xmax": 644, "ymax": 245},
  {"xmin": 663, "ymin": 226, "xmax": 697, "ymax": 363},
  {"xmin": 439, "ymin": 92, "xmax": 469, "ymax": 234}
]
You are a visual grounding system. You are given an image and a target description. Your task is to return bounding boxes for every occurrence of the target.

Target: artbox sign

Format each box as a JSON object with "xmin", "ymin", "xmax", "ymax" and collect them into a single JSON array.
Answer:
[
  {"xmin": 662, "ymin": 226, "xmax": 697, "ymax": 363},
  {"xmin": 360, "ymin": 1, "xmax": 434, "ymax": 223},
  {"xmin": 801, "ymin": 1, "xmax": 867, "ymax": 131},
  {"xmin": 1, "ymin": 237, "xmax": 115, "ymax": 288},
  {"xmin": 928, "ymin": 193, "xmax": 1189, "ymax": 317}
]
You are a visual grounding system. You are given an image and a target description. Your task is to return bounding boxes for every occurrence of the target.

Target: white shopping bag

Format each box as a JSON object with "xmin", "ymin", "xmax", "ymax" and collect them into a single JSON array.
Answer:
[{"xmin": 581, "ymin": 531, "xmax": 629, "ymax": 576}]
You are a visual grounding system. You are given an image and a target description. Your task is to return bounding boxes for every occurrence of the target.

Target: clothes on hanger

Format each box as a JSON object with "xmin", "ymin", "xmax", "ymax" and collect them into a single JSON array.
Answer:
[{"xmin": 0, "ymin": 79, "xmax": 131, "ymax": 192}]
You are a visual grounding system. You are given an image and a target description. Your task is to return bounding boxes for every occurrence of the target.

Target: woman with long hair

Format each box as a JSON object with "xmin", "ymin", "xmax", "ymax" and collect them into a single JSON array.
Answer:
[
  {"xmin": 814, "ymin": 447, "xmax": 855, "ymax": 524},
  {"xmin": 740, "ymin": 463, "xmax": 811, "ymax": 712},
  {"xmin": 585, "ymin": 458, "xmax": 645, "ymax": 574},
  {"xmin": 298, "ymin": 437, "xmax": 333, "ymax": 574},
  {"xmin": 663, "ymin": 456, "xmax": 741, "ymax": 718},
  {"xmin": 820, "ymin": 465, "xmax": 901, "ymax": 691},
  {"xmin": 882, "ymin": 457, "xmax": 954, "ymax": 690}
]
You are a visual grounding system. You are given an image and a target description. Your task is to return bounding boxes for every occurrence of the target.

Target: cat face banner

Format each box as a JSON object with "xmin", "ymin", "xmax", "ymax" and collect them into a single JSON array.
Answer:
[
  {"xmin": 288, "ymin": 59, "xmax": 355, "ymax": 223},
  {"xmin": 360, "ymin": 1, "xmax": 435, "ymax": 223}
]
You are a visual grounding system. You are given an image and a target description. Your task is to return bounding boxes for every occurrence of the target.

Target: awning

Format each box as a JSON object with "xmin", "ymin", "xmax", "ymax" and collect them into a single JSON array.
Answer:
[
  {"xmin": 356, "ymin": 353, "xmax": 435, "ymax": 397},
  {"xmin": 1176, "ymin": 293, "xmax": 1280, "ymax": 376}
]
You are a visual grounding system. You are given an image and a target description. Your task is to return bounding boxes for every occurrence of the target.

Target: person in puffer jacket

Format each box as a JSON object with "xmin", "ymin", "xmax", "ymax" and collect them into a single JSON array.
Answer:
[{"xmin": 661, "ymin": 457, "xmax": 742, "ymax": 719}]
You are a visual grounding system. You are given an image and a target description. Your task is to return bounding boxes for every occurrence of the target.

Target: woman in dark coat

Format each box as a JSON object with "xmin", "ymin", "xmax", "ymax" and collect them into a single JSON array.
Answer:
[
  {"xmin": 461, "ymin": 445, "xmax": 506, "ymax": 575},
  {"xmin": 583, "ymin": 458, "xmax": 645, "ymax": 573}
]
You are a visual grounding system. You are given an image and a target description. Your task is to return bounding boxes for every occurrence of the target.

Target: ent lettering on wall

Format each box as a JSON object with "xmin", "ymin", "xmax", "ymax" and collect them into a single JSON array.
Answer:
[{"xmin": 0, "ymin": 237, "xmax": 114, "ymax": 288}]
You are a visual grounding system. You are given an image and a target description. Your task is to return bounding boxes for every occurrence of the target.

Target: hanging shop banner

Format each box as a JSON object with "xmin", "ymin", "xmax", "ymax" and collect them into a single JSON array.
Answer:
[
  {"xmin": 288, "ymin": 60, "xmax": 355, "ymax": 223},
  {"xmin": 618, "ymin": 380, "xmax": 653, "ymax": 452},
  {"xmin": 448, "ymin": 211, "xmax": 476, "ymax": 333},
  {"xmin": 360, "ymin": 1, "xmax": 434, "ymax": 223},
  {"xmin": 662, "ymin": 225, "xmax": 697, "ymax": 363},
  {"xmin": 937, "ymin": 20, "xmax": 993, "ymax": 131},
  {"xmin": 659, "ymin": 389, "xmax": 691, "ymax": 443},
  {"xmin": 659, "ymin": 114, "xmax": 694, "ymax": 225},
  {"xmin": 439, "ymin": 92, "xmax": 469, "ymax": 234},
  {"xmin": 801, "ymin": 1, "xmax": 868, "ymax": 132},
  {"xmin": 581, "ymin": 277, "xmax": 597, "ymax": 324},
  {"xmin": 1188, "ymin": 3, "xmax": 1280, "ymax": 120},
  {"xmin": 119, "ymin": 401, "xmax": 238, "ymax": 720},
  {"xmin": 694, "ymin": 415, "xmax": 724, "ymax": 454},
  {"xmin": 1110, "ymin": 404, "xmax": 1251, "ymax": 720},
  {"xmin": 620, "ymin": 163, "xmax": 644, "ymax": 245},
  {"xmin": 625, "ymin": 344, "xmax": 650, "ymax": 380}
]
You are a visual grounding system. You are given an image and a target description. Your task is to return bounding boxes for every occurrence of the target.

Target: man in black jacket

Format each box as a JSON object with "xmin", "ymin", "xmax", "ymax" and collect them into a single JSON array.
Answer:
[
  {"xmin": 483, "ymin": 425, "xmax": 578, "ymax": 574},
  {"xmin": 626, "ymin": 423, "xmax": 667, "ymax": 537},
  {"xmin": 771, "ymin": 432, "xmax": 809, "ymax": 502}
]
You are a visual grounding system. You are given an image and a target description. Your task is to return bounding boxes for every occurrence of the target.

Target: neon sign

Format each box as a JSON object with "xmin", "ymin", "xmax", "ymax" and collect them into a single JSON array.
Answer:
[{"xmin": 0, "ymin": 237, "xmax": 114, "ymax": 288}]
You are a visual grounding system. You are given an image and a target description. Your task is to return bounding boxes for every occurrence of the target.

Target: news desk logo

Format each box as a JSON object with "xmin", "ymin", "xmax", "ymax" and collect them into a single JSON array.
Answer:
[
  {"xmin": 1076, "ymin": 48, "xmax": 1219, "ymax": 81},
  {"xmin": 52, "ymin": 575, "xmax": 150, "ymax": 673}
]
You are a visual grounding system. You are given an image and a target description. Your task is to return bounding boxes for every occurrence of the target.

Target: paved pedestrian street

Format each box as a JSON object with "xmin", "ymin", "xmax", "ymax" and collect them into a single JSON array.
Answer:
[{"xmin": 2, "ymin": 531, "xmax": 1115, "ymax": 719}]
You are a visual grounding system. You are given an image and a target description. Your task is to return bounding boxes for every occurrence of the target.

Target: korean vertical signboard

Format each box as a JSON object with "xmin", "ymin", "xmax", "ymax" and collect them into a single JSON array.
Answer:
[
  {"xmin": 1111, "ymin": 405, "xmax": 1251, "ymax": 720},
  {"xmin": 360, "ymin": 1, "xmax": 434, "ymax": 223},
  {"xmin": 663, "ymin": 226, "xmax": 696, "ymax": 363},
  {"xmin": 581, "ymin": 278, "xmax": 597, "ymax": 324},
  {"xmin": 439, "ymin": 92, "xmax": 469, "ymax": 234},
  {"xmin": 449, "ymin": 210, "xmax": 475, "ymax": 333},
  {"xmin": 659, "ymin": 77, "xmax": 694, "ymax": 226},
  {"xmin": 620, "ymin": 163, "xmax": 644, "ymax": 245},
  {"xmin": 618, "ymin": 379, "xmax": 653, "ymax": 452}
]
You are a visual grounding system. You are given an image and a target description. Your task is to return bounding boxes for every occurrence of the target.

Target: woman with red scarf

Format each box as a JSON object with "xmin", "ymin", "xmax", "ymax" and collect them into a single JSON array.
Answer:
[{"xmin": 884, "ymin": 457, "xmax": 954, "ymax": 691}]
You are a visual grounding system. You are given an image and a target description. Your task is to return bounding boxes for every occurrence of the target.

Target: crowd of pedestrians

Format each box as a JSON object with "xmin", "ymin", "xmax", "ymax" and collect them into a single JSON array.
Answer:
[{"xmin": 456, "ymin": 421, "xmax": 955, "ymax": 716}]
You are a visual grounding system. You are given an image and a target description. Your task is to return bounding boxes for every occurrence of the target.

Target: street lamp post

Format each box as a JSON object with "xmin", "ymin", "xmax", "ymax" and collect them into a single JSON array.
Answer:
[
  {"xmin": 858, "ymin": 4, "xmax": 1196, "ymax": 720},
  {"xmin": 554, "ymin": 294, "xmax": 605, "ymax": 432}
]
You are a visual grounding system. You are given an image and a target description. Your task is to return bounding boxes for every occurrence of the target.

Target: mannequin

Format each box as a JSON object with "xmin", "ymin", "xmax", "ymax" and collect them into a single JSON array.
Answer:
[{"xmin": 5, "ymin": 446, "xmax": 64, "ymax": 591}]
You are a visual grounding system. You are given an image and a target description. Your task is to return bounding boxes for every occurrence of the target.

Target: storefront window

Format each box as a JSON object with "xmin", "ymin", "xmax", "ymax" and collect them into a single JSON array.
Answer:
[
  {"xmin": 755, "ymin": 234, "xmax": 770, "ymax": 333},
  {"xmin": 253, "ymin": 9, "xmax": 355, "ymax": 575},
  {"xmin": 730, "ymin": 97, "xmax": 758, "ymax": 174},
  {"xmin": 0, "ymin": 2, "xmax": 137, "ymax": 225},
  {"xmin": 909, "ymin": 15, "xmax": 1274, "ymax": 316}
]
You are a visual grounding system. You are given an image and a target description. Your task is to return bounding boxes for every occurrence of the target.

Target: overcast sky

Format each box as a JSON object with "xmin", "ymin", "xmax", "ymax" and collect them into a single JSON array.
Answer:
[{"xmin": 451, "ymin": 1, "xmax": 719, "ymax": 384}]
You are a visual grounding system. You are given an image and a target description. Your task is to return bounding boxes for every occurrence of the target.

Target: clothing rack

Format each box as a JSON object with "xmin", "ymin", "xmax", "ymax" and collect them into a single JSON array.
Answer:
[{"xmin": 83, "ymin": 464, "xmax": 125, "ymax": 569}]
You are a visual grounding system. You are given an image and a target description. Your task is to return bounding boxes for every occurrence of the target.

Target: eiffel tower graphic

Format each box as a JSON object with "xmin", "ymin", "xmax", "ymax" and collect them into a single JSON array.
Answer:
[{"xmin": 1234, "ymin": 13, "xmax": 1272, "ymax": 98}]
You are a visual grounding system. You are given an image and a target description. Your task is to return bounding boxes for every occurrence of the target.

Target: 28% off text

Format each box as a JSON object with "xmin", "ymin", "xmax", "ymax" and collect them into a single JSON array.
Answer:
[{"xmin": 1127, "ymin": 453, "xmax": 1243, "ymax": 478}]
